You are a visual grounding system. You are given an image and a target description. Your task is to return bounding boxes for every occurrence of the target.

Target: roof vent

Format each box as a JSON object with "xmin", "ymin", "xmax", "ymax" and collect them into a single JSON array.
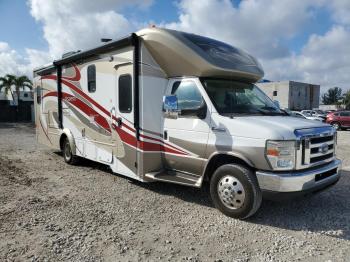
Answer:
[
  {"xmin": 101, "ymin": 38, "xmax": 112, "ymax": 43},
  {"xmin": 62, "ymin": 50, "xmax": 81, "ymax": 58}
]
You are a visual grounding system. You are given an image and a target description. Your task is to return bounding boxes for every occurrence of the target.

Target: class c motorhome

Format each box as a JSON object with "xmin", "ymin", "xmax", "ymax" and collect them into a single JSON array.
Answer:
[{"xmin": 34, "ymin": 28, "xmax": 341, "ymax": 219}]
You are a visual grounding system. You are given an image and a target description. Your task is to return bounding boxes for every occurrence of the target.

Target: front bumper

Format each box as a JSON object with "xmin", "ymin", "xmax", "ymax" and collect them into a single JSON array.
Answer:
[{"xmin": 256, "ymin": 159, "xmax": 341, "ymax": 199}]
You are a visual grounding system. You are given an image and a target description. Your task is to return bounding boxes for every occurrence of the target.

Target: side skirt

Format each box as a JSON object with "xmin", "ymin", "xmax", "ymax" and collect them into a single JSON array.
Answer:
[{"xmin": 144, "ymin": 170, "xmax": 203, "ymax": 187}]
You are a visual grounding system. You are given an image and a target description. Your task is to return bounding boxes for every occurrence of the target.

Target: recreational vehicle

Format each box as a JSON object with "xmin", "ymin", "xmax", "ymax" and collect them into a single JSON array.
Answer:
[{"xmin": 34, "ymin": 28, "xmax": 341, "ymax": 219}]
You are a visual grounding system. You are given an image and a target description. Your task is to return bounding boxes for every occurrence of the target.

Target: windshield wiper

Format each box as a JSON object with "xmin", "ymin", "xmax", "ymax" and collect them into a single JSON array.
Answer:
[{"xmin": 255, "ymin": 108, "xmax": 285, "ymax": 116}]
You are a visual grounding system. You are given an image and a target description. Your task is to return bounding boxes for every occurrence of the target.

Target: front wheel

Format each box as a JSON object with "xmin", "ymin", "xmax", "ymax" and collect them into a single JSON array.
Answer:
[{"xmin": 210, "ymin": 164, "xmax": 262, "ymax": 219}]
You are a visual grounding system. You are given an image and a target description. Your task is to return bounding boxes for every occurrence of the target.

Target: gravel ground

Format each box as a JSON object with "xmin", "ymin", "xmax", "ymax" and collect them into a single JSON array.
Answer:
[{"xmin": 0, "ymin": 123, "xmax": 349, "ymax": 261}]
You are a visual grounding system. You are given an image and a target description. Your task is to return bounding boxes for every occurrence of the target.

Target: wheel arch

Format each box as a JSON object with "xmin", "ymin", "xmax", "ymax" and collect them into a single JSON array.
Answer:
[
  {"xmin": 202, "ymin": 152, "xmax": 255, "ymax": 185},
  {"xmin": 59, "ymin": 128, "xmax": 76, "ymax": 155}
]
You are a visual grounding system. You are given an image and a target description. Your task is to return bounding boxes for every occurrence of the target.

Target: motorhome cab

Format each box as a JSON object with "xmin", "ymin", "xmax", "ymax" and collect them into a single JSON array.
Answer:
[{"xmin": 34, "ymin": 28, "xmax": 341, "ymax": 219}]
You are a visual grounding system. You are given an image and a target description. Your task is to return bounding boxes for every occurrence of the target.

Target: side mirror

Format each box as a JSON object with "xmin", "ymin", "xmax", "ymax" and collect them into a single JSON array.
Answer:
[
  {"xmin": 163, "ymin": 95, "xmax": 179, "ymax": 119},
  {"xmin": 181, "ymin": 102, "xmax": 207, "ymax": 119}
]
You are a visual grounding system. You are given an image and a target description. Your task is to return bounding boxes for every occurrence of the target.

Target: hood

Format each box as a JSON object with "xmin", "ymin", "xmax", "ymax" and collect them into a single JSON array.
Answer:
[{"xmin": 215, "ymin": 115, "xmax": 330, "ymax": 140}]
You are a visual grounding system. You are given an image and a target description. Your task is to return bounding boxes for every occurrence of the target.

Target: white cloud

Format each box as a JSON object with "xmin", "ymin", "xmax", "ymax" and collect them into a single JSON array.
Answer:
[
  {"xmin": 0, "ymin": 43, "xmax": 29, "ymax": 76},
  {"xmin": 165, "ymin": 0, "xmax": 323, "ymax": 59},
  {"xmin": 0, "ymin": 42, "xmax": 10, "ymax": 52},
  {"xmin": 0, "ymin": 0, "xmax": 152, "ymax": 78},
  {"xmin": 0, "ymin": 42, "xmax": 52, "ymax": 78},
  {"xmin": 164, "ymin": 0, "xmax": 350, "ymax": 92},
  {"xmin": 328, "ymin": 0, "xmax": 350, "ymax": 25},
  {"xmin": 28, "ymin": 0, "xmax": 152, "ymax": 58},
  {"xmin": 263, "ymin": 26, "xmax": 350, "ymax": 92},
  {"xmin": 2, "ymin": 0, "xmax": 350, "ymax": 93}
]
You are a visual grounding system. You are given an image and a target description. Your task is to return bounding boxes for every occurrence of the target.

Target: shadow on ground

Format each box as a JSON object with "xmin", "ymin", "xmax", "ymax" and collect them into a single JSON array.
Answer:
[
  {"xmin": 136, "ymin": 169, "xmax": 350, "ymax": 241},
  {"xmin": 57, "ymin": 153, "xmax": 350, "ymax": 241}
]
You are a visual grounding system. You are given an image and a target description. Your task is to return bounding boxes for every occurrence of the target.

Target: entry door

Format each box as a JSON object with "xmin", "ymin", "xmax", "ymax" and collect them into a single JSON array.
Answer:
[
  {"xmin": 163, "ymin": 79, "xmax": 210, "ymax": 176},
  {"xmin": 113, "ymin": 63, "xmax": 138, "ymax": 177}
]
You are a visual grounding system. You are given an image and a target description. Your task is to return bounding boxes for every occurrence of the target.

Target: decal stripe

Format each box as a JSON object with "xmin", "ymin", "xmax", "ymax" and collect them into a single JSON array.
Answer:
[
  {"xmin": 41, "ymin": 67, "xmax": 189, "ymax": 155},
  {"xmin": 62, "ymin": 64, "xmax": 81, "ymax": 81},
  {"xmin": 39, "ymin": 115, "xmax": 52, "ymax": 144},
  {"xmin": 42, "ymin": 75, "xmax": 136, "ymax": 133},
  {"xmin": 43, "ymin": 91, "xmax": 186, "ymax": 155}
]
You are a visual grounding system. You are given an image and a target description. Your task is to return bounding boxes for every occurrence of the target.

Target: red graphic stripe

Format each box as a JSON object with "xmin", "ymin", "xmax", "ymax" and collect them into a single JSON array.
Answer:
[
  {"xmin": 62, "ymin": 64, "xmax": 81, "ymax": 81},
  {"xmin": 139, "ymin": 133, "xmax": 188, "ymax": 155},
  {"xmin": 43, "ymin": 91, "xmax": 186, "ymax": 155},
  {"xmin": 39, "ymin": 116, "xmax": 52, "ymax": 144},
  {"xmin": 41, "ymin": 74, "xmax": 136, "ymax": 134},
  {"xmin": 41, "ymin": 69, "xmax": 188, "ymax": 155}
]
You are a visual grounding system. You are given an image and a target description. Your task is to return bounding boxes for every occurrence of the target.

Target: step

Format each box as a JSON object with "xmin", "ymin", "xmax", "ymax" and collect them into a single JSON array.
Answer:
[{"xmin": 144, "ymin": 170, "xmax": 202, "ymax": 187}]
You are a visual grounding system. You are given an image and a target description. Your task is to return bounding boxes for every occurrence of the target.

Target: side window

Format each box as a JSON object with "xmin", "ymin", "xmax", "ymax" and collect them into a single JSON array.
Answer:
[
  {"xmin": 36, "ymin": 86, "xmax": 42, "ymax": 104},
  {"xmin": 171, "ymin": 81, "xmax": 203, "ymax": 111},
  {"xmin": 119, "ymin": 74, "xmax": 132, "ymax": 113},
  {"xmin": 340, "ymin": 112, "xmax": 350, "ymax": 116},
  {"xmin": 87, "ymin": 65, "xmax": 96, "ymax": 93}
]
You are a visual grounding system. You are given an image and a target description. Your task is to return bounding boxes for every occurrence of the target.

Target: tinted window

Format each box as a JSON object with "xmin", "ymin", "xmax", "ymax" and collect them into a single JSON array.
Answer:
[
  {"xmin": 87, "ymin": 65, "xmax": 96, "ymax": 93},
  {"xmin": 119, "ymin": 74, "xmax": 132, "ymax": 113},
  {"xmin": 171, "ymin": 81, "xmax": 203, "ymax": 111},
  {"xmin": 202, "ymin": 79, "xmax": 281, "ymax": 115},
  {"xmin": 36, "ymin": 86, "xmax": 42, "ymax": 104},
  {"xmin": 340, "ymin": 111, "xmax": 350, "ymax": 116},
  {"xmin": 181, "ymin": 32, "xmax": 262, "ymax": 75}
]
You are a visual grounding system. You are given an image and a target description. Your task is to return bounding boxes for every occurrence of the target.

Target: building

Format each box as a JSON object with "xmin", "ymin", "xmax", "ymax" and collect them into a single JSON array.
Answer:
[
  {"xmin": 256, "ymin": 81, "xmax": 320, "ymax": 110},
  {"xmin": 0, "ymin": 90, "xmax": 34, "ymax": 122}
]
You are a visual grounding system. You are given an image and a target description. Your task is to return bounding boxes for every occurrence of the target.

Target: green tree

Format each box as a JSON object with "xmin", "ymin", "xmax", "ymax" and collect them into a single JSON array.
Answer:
[
  {"xmin": 343, "ymin": 90, "xmax": 350, "ymax": 110},
  {"xmin": 12, "ymin": 75, "xmax": 33, "ymax": 104},
  {"xmin": 321, "ymin": 87, "xmax": 343, "ymax": 105},
  {"xmin": 0, "ymin": 74, "xmax": 16, "ymax": 99}
]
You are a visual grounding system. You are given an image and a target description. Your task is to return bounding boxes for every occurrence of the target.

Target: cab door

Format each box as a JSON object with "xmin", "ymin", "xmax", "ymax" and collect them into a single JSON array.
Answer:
[{"xmin": 163, "ymin": 78, "xmax": 210, "ymax": 175}]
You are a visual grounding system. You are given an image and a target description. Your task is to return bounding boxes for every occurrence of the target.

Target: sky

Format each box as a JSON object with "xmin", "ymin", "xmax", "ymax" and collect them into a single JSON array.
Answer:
[{"xmin": 0, "ymin": 0, "xmax": 350, "ymax": 93}]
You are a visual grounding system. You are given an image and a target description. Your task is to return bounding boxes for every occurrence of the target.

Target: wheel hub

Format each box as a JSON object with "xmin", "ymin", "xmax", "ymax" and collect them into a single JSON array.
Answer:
[
  {"xmin": 217, "ymin": 175, "xmax": 246, "ymax": 209},
  {"xmin": 64, "ymin": 143, "xmax": 71, "ymax": 160}
]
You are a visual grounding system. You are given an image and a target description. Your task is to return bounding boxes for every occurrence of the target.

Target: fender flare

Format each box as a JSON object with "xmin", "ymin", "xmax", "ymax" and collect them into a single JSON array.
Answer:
[
  {"xmin": 60, "ymin": 128, "xmax": 76, "ymax": 155},
  {"xmin": 201, "ymin": 151, "xmax": 256, "ymax": 183}
]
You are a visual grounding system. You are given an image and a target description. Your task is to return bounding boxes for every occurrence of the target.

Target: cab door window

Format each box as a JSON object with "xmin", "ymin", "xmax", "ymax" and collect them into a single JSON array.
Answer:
[{"xmin": 171, "ymin": 81, "xmax": 204, "ymax": 116}]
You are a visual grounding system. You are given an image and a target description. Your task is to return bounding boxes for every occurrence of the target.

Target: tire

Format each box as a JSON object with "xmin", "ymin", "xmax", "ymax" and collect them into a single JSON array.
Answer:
[
  {"xmin": 210, "ymin": 164, "xmax": 262, "ymax": 219},
  {"xmin": 62, "ymin": 138, "xmax": 78, "ymax": 165},
  {"xmin": 331, "ymin": 122, "xmax": 341, "ymax": 130}
]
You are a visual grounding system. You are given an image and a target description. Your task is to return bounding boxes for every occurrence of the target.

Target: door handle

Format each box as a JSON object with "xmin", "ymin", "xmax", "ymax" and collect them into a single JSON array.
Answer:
[
  {"xmin": 110, "ymin": 107, "xmax": 116, "ymax": 125},
  {"xmin": 117, "ymin": 118, "xmax": 122, "ymax": 127},
  {"xmin": 211, "ymin": 126, "xmax": 226, "ymax": 132},
  {"xmin": 164, "ymin": 130, "xmax": 168, "ymax": 140}
]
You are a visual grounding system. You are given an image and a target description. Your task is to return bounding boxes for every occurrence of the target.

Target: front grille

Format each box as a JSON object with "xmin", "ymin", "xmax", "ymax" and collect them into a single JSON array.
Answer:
[
  {"xmin": 296, "ymin": 127, "xmax": 336, "ymax": 169},
  {"xmin": 310, "ymin": 152, "xmax": 334, "ymax": 163},
  {"xmin": 310, "ymin": 144, "xmax": 333, "ymax": 154},
  {"xmin": 310, "ymin": 136, "xmax": 333, "ymax": 144}
]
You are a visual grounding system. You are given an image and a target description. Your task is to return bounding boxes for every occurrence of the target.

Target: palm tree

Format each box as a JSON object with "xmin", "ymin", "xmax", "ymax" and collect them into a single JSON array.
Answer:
[
  {"xmin": 0, "ymin": 74, "xmax": 16, "ymax": 100},
  {"xmin": 12, "ymin": 75, "xmax": 33, "ymax": 104}
]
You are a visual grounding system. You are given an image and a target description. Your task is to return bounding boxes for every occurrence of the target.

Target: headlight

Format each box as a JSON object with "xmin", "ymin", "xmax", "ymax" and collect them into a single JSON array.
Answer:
[{"xmin": 266, "ymin": 140, "xmax": 296, "ymax": 170}]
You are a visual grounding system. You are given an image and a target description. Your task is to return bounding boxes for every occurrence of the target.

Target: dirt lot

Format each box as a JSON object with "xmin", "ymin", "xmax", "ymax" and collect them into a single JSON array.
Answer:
[{"xmin": 0, "ymin": 123, "xmax": 349, "ymax": 261}]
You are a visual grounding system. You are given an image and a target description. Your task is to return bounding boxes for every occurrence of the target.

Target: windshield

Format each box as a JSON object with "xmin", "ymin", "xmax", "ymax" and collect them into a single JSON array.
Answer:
[{"xmin": 201, "ymin": 79, "xmax": 283, "ymax": 116}]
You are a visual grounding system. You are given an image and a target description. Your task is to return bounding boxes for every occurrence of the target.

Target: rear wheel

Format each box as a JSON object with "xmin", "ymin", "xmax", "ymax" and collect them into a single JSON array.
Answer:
[
  {"xmin": 331, "ymin": 122, "xmax": 341, "ymax": 130},
  {"xmin": 63, "ymin": 138, "xmax": 78, "ymax": 165},
  {"xmin": 210, "ymin": 164, "xmax": 262, "ymax": 219}
]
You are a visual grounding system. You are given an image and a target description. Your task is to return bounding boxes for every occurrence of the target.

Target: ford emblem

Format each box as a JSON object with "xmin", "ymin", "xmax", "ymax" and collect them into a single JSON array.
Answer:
[{"xmin": 319, "ymin": 143, "xmax": 329, "ymax": 154}]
